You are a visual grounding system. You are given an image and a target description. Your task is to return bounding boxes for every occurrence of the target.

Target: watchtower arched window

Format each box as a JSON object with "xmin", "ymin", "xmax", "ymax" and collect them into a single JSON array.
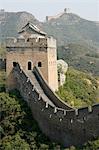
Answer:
[
  {"xmin": 38, "ymin": 62, "xmax": 42, "ymax": 67},
  {"xmin": 28, "ymin": 61, "xmax": 32, "ymax": 70}
]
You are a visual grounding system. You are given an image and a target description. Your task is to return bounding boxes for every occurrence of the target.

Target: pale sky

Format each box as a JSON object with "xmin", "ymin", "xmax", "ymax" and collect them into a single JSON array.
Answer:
[{"xmin": 0, "ymin": 0, "xmax": 99, "ymax": 21}]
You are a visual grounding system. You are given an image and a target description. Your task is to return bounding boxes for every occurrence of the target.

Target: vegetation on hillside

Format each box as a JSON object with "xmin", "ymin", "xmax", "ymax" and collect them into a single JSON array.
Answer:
[
  {"xmin": 58, "ymin": 44, "xmax": 99, "ymax": 76},
  {"xmin": 57, "ymin": 68, "xmax": 99, "ymax": 108},
  {"xmin": 0, "ymin": 91, "xmax": 62, "ymax": 150}
]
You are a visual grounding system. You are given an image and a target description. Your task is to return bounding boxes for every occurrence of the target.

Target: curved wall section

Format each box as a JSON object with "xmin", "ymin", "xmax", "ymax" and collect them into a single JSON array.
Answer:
[
  {"xmin": 33, "ymin": 66, "xmax": 73, "ymax": 110},
  {"xmin": 12, "ymin": 63, "xmax": 99, "ymax": 147}
]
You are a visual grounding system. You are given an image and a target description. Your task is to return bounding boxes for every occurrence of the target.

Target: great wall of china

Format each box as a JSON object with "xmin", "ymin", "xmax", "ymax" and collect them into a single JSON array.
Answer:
[
  {"xmin": 12, "ymin": 63, "xmax": 99, "ymax": 147},
  {"xmin": 0, "ymin": 22, "xmax": 99, "ymax": 147}
]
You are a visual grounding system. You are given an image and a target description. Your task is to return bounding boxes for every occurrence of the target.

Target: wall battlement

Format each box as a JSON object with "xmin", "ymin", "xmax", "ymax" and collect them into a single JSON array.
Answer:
[
  {"xmin": 13, "ymin": 63, "xmax": 99, "ymax": 120},
  {"xmin": 12, "ymin": 63, "xmax": 99, "ymax": 147},
  {"xmin": 6, "ymin": 36, "xmax": 56, "ymax": 50}
]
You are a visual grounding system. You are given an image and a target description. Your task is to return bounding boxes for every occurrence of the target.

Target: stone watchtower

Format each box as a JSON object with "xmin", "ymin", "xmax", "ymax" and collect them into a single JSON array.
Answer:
[{"xmin": 6, "ymin": 22, "xmax": 58, "ymax": 91}]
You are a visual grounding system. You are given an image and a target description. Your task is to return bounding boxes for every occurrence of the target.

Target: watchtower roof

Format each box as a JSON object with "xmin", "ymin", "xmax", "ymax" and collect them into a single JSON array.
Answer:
[{"xmin": 18, "ymin": 22, "xmax": 46, "ymax": 36}]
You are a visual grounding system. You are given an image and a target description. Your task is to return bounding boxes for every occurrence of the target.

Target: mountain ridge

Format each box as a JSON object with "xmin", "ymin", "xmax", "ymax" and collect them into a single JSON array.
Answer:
[
  {"xmin": 42, "ymin": 12, "xmax": 99, "ymax": 48},
  {"xmin": 0, "ymin": 10, "xmax": 99, "ymax": 48},
  {"xmin": 0, "ymin": 11, "xmax": 40, "ymax": 42}
]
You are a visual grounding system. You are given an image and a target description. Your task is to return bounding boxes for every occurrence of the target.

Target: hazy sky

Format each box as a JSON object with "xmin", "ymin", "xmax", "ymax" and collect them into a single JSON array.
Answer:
[{"xmin": 0, "ymin": 0, "xmax": 99, "ymax": 21}]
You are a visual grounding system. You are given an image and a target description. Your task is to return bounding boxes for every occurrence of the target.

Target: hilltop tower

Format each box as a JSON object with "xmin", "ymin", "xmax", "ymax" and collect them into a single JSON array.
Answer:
[{"xmin": 6, "ymin": 22, "xmax": 58, "ymax": 91}]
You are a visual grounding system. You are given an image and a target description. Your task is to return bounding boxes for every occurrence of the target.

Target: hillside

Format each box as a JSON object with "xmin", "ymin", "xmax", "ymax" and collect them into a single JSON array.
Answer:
[
  {"xmin": 43, "ymin": 13, "xmax": 99, "ymax": 49},
  {"xmin": 0, "ymin": 10, "xmax": 99, "ymax": 49},
  {"xmin": 57, "ymin": 68, "xmax": 99, "ymax": 108},
  {"xmin": 58, "ymin": 43, "xmax": 99, "ymax": 75},
  {"xmin": 0, "ymin": 11, "xmax": 40, "ymax": 42}
]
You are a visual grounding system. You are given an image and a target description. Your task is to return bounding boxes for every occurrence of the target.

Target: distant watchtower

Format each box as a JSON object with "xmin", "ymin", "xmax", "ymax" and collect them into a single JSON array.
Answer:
[{"xmin": 6, "ymin": 22, "xmax": 58, "ymax": 91}]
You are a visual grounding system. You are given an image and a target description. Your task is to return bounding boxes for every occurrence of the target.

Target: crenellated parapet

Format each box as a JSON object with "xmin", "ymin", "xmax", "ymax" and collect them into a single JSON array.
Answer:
[
  {"xmin": 6, "ymin": 37, "xmax": 47, "ymax": 50},
  {"xmin": 12, "ymin": 63, "xmax": 99, "ymax": 120},
  {"xmin": 6, "ymin": 36, "xmax": 56, "ymax": 51},
  {"xmin": 13, "ymin": 63, "xmax": 99, "ymax": 120}
]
